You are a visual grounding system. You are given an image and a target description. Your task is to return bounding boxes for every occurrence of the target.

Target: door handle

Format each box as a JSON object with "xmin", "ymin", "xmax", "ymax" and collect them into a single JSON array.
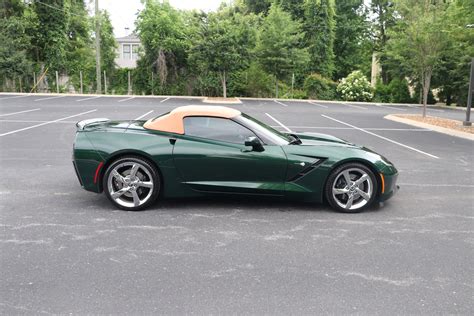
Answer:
[{"xmin": 169, "ymin": 138, "xmax": 177, "ymax": 145}]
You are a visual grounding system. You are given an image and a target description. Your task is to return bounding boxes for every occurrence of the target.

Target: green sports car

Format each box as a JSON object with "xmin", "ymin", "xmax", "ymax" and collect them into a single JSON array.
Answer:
[{"xmin": 73, "ymin": 105, "xmax": 398, "ymax": 213}]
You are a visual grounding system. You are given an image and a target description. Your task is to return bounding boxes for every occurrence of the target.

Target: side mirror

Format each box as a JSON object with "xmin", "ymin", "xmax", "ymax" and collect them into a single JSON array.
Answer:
[{"xmin": 244, "ymin": 136, "xmax": 264, "ymax": 152}]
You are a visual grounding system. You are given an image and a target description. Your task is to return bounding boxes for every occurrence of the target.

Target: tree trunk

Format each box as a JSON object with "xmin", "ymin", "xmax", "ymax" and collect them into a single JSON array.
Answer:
[
  {"xmin": 275, "ymin": 77, "xmax": 278, "ymax": 98},
  {"xmin": 221, "ymin": 70, "xmax": 227, "ymax": 98},
  {"xmin": 421, "ymin": 68, "xmax": 432, "ymax": 118}
]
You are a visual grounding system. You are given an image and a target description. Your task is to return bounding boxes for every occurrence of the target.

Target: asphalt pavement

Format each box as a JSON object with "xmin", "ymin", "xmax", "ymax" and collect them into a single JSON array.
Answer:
[{"xmin": 0, "ymin": 94, "xmax": 473, "ymax": 314}]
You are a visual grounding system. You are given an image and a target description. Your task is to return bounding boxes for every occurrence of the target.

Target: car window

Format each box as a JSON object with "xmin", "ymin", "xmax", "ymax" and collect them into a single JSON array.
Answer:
[{"xmin": 183, "ymin": 116, "xmax": 256, "ymax": 144}]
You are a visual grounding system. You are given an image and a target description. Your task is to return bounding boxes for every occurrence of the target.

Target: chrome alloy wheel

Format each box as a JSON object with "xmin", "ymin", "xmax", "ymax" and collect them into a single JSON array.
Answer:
[
  {"xmin": 107, "ymin": 162, "xmax": 154, "ymax": 208},
  {"xmin": 331, "ymin": 167, "xmax": 373, "ymax": 211}
]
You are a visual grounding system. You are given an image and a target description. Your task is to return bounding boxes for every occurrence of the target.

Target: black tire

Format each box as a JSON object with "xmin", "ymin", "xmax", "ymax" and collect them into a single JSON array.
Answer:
[
  {"xmin": 325, "ymin": 162, "xmax": 378, "ymax": 213},
  {"xmin": 103, "ymin": 156, "xmax": 161, "ymax": 211}
]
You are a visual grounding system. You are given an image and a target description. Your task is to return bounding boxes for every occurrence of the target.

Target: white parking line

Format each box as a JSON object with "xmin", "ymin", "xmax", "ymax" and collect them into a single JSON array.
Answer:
[
  {"xmin": 33, "ymin": 95, "xmax": 65, "ymax": 102},
  {"xmin": 275, "ymin": 126, "xmax": 429, "ymax": 131},
  {"xmin": 76, "ymin": 96, "xmax": 101, "ymax": 102},
  {"xmin": 118, "ymin": 96, "xmax": 135, "ymax": 102},
  {"xmin": 307, "ymin": 101, "xmax": 328, "ymax": 108},
  {"xmin": 398, "ymin": 183, "xmax": 474, "ymax": 188},
  {"xmin": 265, "ymin": 113, "xmax": 292, "ymax": 132},
  {"xmin": 344, "ymin": 102, "xmax": 368, "ymax": 110},
  {"xmin": 160, "ymin": 97, "xmax": 171, "ymax": 103},
  {"xmin": 274, "ymin": 100, "xmax": 288, "ymax": 107},
  {"xmin": 0, "ymin": 109, "xmax": 97, "ymax": 137},
  {"xmin": 375, "ymin": 103, "xmax": 407, "ymax": 111},
  {"xmin": 321, "ymin": 114, "xmax": 439, "ymax": 159},
  {"xmin": 0, "ymin": 119, "xmax": 75, "ymax": 124},
  {"xmin": 134, "ymin": 110, "xmax": 154, "ymax": 120},
  {"xmin": 0, "ymin": 108, "xmax": 41, "ymax": 117},
  {"xmin": 0, "ymin": 95, "xmax": 30, "ymax": 101}
]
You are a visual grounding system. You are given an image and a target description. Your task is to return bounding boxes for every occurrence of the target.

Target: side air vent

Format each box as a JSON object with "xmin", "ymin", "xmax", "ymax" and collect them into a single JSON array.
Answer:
[{"xmin": 287, "ymin": 159, "xmax": 326, "ymax": 182}]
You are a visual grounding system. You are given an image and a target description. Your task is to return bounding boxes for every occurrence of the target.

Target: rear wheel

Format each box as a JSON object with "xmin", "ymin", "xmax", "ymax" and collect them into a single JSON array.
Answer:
[
  {"xmin": 103, "ymin": 156, "xmax": 160, "ymax": 211},
  {"xmin": 325, "ymin": 163, "xmax": 378, "ymax": 213}
]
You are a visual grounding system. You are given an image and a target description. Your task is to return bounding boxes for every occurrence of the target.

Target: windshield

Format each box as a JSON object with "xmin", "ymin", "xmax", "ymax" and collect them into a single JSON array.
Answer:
[{"xmin": 235, "ymin": 114, "xmax": 290, "ymax": 145}]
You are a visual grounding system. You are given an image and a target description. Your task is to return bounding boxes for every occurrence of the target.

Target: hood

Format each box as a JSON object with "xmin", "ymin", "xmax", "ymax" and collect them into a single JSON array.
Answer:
[{"xmin": 293, "ymin": 132, "xmax": 357, "ymax": 147}]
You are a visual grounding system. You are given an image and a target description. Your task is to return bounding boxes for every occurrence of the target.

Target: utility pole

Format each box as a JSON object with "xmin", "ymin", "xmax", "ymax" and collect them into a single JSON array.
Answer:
[{"xmin": 95, "ymin": 0, "xmax": 101, "ymax": 94}]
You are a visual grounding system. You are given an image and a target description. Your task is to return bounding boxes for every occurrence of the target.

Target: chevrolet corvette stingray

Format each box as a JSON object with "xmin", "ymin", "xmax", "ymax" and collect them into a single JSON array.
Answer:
[{"xmin": 73, "ymin": 105, "xmax": 398, "ymax": 212}]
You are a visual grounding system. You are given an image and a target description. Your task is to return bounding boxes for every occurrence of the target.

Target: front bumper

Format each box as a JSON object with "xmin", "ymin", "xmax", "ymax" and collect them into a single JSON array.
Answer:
[{"xmin": 379, "ymin": 172, "xmax": 399, "ymax": 202}]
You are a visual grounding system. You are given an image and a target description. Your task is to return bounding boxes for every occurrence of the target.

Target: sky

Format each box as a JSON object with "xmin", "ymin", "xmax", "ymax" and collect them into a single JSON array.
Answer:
[{"xmin": 92, "ymin": 0, "xmax": 227, "ymax": 38}]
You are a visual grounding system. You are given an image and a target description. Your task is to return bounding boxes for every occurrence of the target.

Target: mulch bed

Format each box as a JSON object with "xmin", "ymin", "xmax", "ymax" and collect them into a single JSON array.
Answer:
[{"xmin": 394, "ymin": 114, "xmax": 474, "ymax": 134}]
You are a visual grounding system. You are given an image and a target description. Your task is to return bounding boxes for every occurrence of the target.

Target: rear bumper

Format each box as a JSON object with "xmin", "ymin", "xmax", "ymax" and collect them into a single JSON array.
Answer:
[
  {"xmin": 73, "ymin": 158, "xmax": 103, "ymax": 193},
  {"xmin": 72, "ymin": 161, "xmax": 84, "ymax": 187}
]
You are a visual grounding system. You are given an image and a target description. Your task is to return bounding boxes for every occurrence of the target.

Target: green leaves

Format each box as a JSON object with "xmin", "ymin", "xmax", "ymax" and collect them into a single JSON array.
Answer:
[
  {"xmin": 303, "ymin": 0, "xmax": 336, "ymax": 78},
  {"xmin": 255, "ymin": 4, "xmax": 308, "ymax": 80}
]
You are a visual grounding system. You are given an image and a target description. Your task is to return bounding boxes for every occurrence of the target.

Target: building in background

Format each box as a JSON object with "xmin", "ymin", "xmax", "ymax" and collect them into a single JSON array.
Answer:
[{"xmin": 115, "ymin": 34, "xmax": 141, "ymax": 68}]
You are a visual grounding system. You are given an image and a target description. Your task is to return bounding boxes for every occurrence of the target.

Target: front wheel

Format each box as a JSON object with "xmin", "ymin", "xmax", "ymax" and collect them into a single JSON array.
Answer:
[
  {"xmin": 325, "ymin": 163, "xmax": 378, "ymax": 213},
  {"xmin": 103, "ymin": 156, "xmax": 161, "ymax": 211}
]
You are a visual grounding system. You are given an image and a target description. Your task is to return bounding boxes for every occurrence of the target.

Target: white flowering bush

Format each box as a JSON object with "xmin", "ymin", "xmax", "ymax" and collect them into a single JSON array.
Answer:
[{"xmin": 337, "ymin": 71, "xmax": 373, "ymax": 101}]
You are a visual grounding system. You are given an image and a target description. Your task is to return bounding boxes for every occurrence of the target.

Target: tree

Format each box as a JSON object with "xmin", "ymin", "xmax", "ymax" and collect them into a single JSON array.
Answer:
[
  {"xmin": 276, "ymin": 0, "xmax": 305, "ymax": 20},
  {"xmin": 136, "ymin": 1, "xmax": 189, "ymax": 88},
  {"xmin": 242, "ymin": 0, "xmax": 272, "ymax": 15},
  {"xmin": 432, "ymin": 0, "xmax": 474, "ymax": 106},
  {"xmin": 370, "ymin": 0, "xmax": 396, "ymax": 84},
  {"xmin": 333, "ymin": 0, "xmax": 371, "ymax": 80},
  {"xmin": 190, "ymin": 9, "xmax": 255, "ymax": 98},
  {"xmin": 303, "ymin": 0, "xmax": 336, "ymax": 78},
  {"xmin": 0, "ymin": 1, "xmax": 33, "ymax": 89},
  {"xmin": 31, "ymin": 0, "xmax": 71, "ymax": 71},
  {"xmin": 255, "ymin": 4, "xmax": 308, "ymax": 97},
  {"xmin": 64, "ymin": 0, "xmax": 94, "ymax": 91},
  {"xmin": 388, "ymin": 0, "xmax": 448, "ymax": 117},
  {"xmin": 99, "ymin": 11, "xmax": 118, "ymax": 76}
]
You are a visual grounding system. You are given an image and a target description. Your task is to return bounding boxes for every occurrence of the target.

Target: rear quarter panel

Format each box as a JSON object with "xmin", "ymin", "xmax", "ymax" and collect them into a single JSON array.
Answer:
[{"xmin": 73, "ymin": 127, "xmax": 195, "ymax": 197}]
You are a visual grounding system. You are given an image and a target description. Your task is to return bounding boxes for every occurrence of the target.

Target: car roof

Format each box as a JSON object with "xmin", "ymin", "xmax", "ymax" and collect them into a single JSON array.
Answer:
[{"xmin": 143, "ymin": 105, "xmax": 241, "ymax": 134}]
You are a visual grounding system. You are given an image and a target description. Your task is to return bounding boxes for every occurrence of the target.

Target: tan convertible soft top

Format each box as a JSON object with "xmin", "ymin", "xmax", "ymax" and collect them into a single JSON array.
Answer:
[{"xmin": 143, "ymin": 105, "xmax": 241, "ymax": 134}]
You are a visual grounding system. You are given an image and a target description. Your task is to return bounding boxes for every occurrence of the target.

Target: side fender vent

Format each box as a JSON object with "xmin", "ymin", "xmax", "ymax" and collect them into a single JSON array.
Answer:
[{"xmin": 287, "ymin": 159, "xmax": 326, "ymax": 182}]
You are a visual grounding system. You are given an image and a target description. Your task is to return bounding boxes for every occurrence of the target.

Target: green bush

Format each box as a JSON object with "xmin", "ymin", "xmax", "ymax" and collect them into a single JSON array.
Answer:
[
  {"xmin": 110, "ymin": 68, "xmax": 131, "ymax": 95},
  {"xmin": 374, "ymin": 81, "xmax": 391, "ymax": 103},
  {"xmin": 282, "ymin": 89, "xmax": 307, "ymax": 99},
  {"xmin": 374, "ymin": 78, "xmax": 413, "ymax": 103},
  {"xmin": 303, "ymin": 73, "xmax": 336, "ymax": 100},
  {"xmin": 229, "ymin": 63, "xmax": 273, "ymax": 97},
  {"xmin": 337, "ymin": 70, "xmax": 373, "ymax": 101},
  {"xmin": 388, "ymin": 78, "xmax": 412, "ymax": 103}
]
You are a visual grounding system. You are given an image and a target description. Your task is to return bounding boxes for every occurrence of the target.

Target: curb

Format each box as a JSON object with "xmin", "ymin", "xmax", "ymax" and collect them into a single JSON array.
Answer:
[
  {"xmin": 202, "ymin": 97, "xmax": 242, "ymax": 104},
  {"xmin": 0, "ymin": 92, "xmax": 205, "ymax": 99},
  {"xmin": 384, "ymin": 114, "xmax": 474, "ymax": 141}
]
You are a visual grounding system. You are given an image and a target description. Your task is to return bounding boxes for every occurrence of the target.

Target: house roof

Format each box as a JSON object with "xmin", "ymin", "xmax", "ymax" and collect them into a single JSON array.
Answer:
[
  {"xmin": 116, "ymin": 33, "xmax": 140, "ymax": 43},
  {"xmin": 143, "ymin": 105, "xmax": 241, "ymax": 134}
]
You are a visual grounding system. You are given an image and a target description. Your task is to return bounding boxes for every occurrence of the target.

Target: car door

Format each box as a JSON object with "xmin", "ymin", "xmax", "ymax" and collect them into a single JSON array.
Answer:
[{"xmin": 172, "ymin": 116, "xmax": 287, "ymax": 195}]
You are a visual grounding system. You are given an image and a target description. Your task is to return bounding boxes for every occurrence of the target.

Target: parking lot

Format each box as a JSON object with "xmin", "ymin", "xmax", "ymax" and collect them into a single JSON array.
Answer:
[{"xmin": 1, "ymin": 94, "xmax": 473, "ymax": 314}]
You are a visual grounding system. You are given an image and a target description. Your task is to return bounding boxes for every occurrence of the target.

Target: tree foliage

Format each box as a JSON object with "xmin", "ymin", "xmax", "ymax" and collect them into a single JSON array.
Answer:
[
  {"xmin": 190, "ymin": 10, "xmax": 255, "ymax": 97},
  {"xmin": 0, "ymin": 0, "xmax": 472, "ymax": 107},
  {"xmin": 334, "ymin": 0, "xmax": 371, "ymax": 79},
  {"xmin": 303, "ymin": 0, "xmax": 336, "ymax": 78},
  {"xmin": 136, "ymin": 1, "xmax": 188, "ymax": 87},
  {"xmin": 255, "ymin": 4, "xmax": 308, "ymax": 97},
  {"xmin": 388, "ymin": 0, "xmax": 449, "ymax": 116}
]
